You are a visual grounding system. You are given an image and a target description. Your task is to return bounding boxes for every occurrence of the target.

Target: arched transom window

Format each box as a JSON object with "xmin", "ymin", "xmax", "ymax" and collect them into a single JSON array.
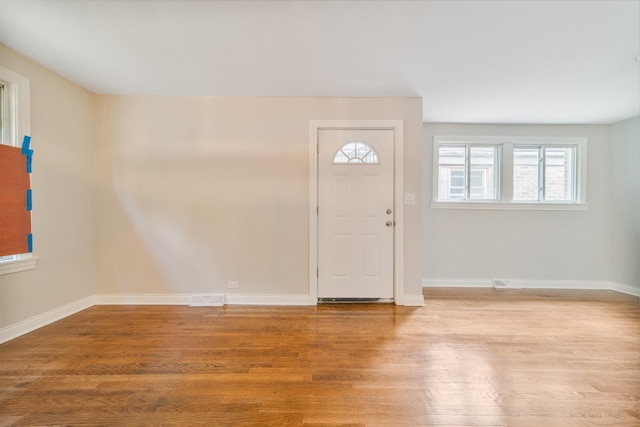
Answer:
[{"xmin": 333, "ymin": 141, "xmax": 380, "ymax": 164}]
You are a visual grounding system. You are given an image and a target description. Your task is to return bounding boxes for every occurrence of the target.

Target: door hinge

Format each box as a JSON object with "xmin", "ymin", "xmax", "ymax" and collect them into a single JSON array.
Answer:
[
  {"xmin": 316, "ymin": 206, "xmax": 319, "ymax": 215},
  {"xmin": 316, "ymin": 268, "xmax": 319, "ymax": 278}
]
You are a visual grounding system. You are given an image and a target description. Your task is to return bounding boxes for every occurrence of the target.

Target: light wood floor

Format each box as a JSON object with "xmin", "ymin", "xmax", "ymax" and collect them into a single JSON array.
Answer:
[{"xmin": 1, "ymin": 289, "xmax": 639, "ymax": 426}]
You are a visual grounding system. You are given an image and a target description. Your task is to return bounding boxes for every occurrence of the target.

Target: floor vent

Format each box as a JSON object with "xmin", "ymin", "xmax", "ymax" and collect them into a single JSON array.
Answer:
[
  {"xmin": 190, "ymin": 294, "xmax": 225, "ymax": 307},
  {"xmin": 492, "ymin": 279, "xmax": 522, "ymax": 289}
]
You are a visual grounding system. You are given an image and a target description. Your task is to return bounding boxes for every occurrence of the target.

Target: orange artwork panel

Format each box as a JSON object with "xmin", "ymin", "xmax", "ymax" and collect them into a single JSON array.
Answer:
[{"xmin": 0, "ymin": 144, "xmax": 31, "ymax": 256}]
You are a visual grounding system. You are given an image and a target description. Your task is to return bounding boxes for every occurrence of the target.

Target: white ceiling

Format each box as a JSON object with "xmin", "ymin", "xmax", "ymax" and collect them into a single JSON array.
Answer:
[{"xmin": 0, "ymin": 0, "xmax": 638, "ymax": 124}]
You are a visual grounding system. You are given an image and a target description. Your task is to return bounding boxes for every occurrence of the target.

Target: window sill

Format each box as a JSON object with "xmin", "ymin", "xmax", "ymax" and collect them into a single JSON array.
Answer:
[
  {"xmin": 431, "ymin": 201, "xmax": 589, "ymax": 211},
  {"xmin": 0, "ymin": 256, "xmax": 38, "ymax": 276}
]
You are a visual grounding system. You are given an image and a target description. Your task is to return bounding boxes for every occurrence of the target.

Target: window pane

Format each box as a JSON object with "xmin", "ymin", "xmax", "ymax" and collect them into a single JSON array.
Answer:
[
  {"xmin": 333, "ymin": 150, "xmax": 349, "ymax": 163},
  {"xmin": 448, "ymin": 169, "xmax": 465, "ymax": 199},
  {"xmin": 333, "ymin": 141, "xmax": 379, "ymax": 164},
  {"xmin": 438, "ymin": 146, "xmax": 466, "ymax": 200},
  {"xmin": 363, "ymin": 150, "xmax": 378, "ymax": 163},
  {"xmin": 469, "ymin": 146, "xmax": 497, "ymax": 200},
  {"xmin": 355, "ymin": 142, "xmax": 370, "ymax": 159},
  {"xmin": 469, "ymin": 169, "xmax": 485, "ymax": 198},
  {"xmin": 513, "ymin": 148, "xmax": 540, "ymax": 201},
  {"xmin": 544, "ymin": 147, "xmax": 575, "ymax": 201}
]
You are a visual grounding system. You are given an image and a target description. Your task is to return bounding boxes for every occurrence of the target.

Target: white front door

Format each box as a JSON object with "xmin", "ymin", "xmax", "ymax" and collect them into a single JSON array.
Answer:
[{"xmin": 317, "ymin": 129, "xmax": 395, "ymax": 299}]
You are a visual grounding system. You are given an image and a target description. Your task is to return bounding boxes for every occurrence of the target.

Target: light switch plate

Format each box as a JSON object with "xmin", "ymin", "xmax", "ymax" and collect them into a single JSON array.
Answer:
[{"xmin": 404, "ymin": 193, "xmax": 416, "ymax": 205}]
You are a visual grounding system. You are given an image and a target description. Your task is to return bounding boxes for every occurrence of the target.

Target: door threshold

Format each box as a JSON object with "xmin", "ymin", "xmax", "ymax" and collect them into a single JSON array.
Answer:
[{"xmin": 318, "ymin": 298, "xmax": 394, "ymax": 304}]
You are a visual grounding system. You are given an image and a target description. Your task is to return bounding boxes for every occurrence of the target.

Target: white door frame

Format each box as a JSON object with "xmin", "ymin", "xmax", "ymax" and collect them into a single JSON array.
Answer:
[{"xmin": 309, "ymin": 120, "xmax": 404, "ymax": 305}]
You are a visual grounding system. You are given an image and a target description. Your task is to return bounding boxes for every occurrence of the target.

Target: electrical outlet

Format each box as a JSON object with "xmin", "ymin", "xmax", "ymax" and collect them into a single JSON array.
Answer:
[{"xmin": 227, "ymin": 281, "xmax": 239, "ymax": 289}]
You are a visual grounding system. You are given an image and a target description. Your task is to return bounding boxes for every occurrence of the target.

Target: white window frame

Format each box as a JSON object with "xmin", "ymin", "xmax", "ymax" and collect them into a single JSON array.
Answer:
[
  {"xmin": 432, "ymin": 135, "xmax": 588, "ymax": 211},
  {"xmin": 332, "ymin": 141, "xmax": 380, "ymax": 164},
  {"xmin": 513, "ymin": 144, "xmax": 578, "ymax": 203},
  {"xmin": 436, "ymin": 143, "xmax": 501, "ymax": 202},
  {"xmin": 0, "ymin": 66, "xmax": 37, "ymax": 275}
]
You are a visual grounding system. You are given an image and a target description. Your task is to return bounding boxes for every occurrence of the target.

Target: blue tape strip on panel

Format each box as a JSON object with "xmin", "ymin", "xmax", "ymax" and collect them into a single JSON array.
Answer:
[
  {"xmin": 23, "ymin": 136, "xmax": 34, "ymax": 252},
  {"xmin": 21, "ymin": 135, "xmax": 31, "ymax": 154},
  {"xmin": 22, "ymin": 136, "xmax": 33, "ymax": 173}
]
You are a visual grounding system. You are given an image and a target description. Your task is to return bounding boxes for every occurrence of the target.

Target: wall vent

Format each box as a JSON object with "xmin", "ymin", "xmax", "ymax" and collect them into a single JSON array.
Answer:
[
  {"xmin": 190, "ymin": 294, "xmax": 225, "ymax": 307},
  {"xmin": 492, "ymin": 279, "xmax": 522, "ymax": 289}
]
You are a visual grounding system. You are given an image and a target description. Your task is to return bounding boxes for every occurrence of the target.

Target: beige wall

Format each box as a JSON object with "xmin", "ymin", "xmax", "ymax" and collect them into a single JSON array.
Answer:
[
  {"xmin": 96, "ymin": 96, "xmax": 424, "ymax": 300},
  {"xmin": 0, "ymin": 45, "xmax": 97, "ymax": 328},
  {"xmin": 0, "ymin": 45, "xmax": 423, "ymax": 334}
]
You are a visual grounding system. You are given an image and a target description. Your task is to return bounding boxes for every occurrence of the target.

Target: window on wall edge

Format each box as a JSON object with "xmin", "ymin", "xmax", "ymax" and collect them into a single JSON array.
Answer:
[
  {"xmin": 0, "ymin": 66, "xmax": 37, "ymax": 275},
  {"xmin": 432, "ymin": 135, "xmax": 588, "ymax": 211}
]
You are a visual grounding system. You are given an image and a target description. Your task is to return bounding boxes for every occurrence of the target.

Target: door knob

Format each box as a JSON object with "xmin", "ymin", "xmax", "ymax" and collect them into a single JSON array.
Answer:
[
  {"xmin": 386, "ymin": 209, "xmax": 392, "ymax": 214},
  {"xmin": 386, "ymin": 221, "xmax": 394, "ymax": 227}
]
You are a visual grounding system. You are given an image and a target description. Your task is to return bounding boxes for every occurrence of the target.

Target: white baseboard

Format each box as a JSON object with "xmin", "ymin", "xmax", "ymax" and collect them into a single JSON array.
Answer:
[
  {"xmin": 96, "ymin": 293, "xmax": 422, "ymax": 306},
  {"xmin": 517, "ymin": 280, "xmax": 610, "ymax": 290},
  {"xmin": 422, "ymin": 278, "xmax": 609, "ymax": 290},
  {"xmin": 396, "ymin": 294, "xmax": 426, "ymax": 306},
  {"xmin": 94, "ymin": 294, "xmax": 192, "ymax": 305},
  {"xmin": 423, "ymin": 278, "xmax": 640, "ymax": 295},
  {"xmin": 422, "ymin": 279, "xmax": 493, "ymax": 288},
  {"xmin": 0, "ymin": 295, "xmax": 94, "ymax": 344},
  {"xmin": 94, "ymin": 293, "xmax": 312, "ymax": 306},
  {"xmin": 609, "ymin": 282, "xmax": 640, "ymax": 297}
]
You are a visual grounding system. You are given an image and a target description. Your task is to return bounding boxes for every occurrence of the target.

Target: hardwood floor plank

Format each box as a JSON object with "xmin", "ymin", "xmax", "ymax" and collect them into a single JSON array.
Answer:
[{"xmin": 1, "ymin": 289, "xmax": 638, "ymax": 426}]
